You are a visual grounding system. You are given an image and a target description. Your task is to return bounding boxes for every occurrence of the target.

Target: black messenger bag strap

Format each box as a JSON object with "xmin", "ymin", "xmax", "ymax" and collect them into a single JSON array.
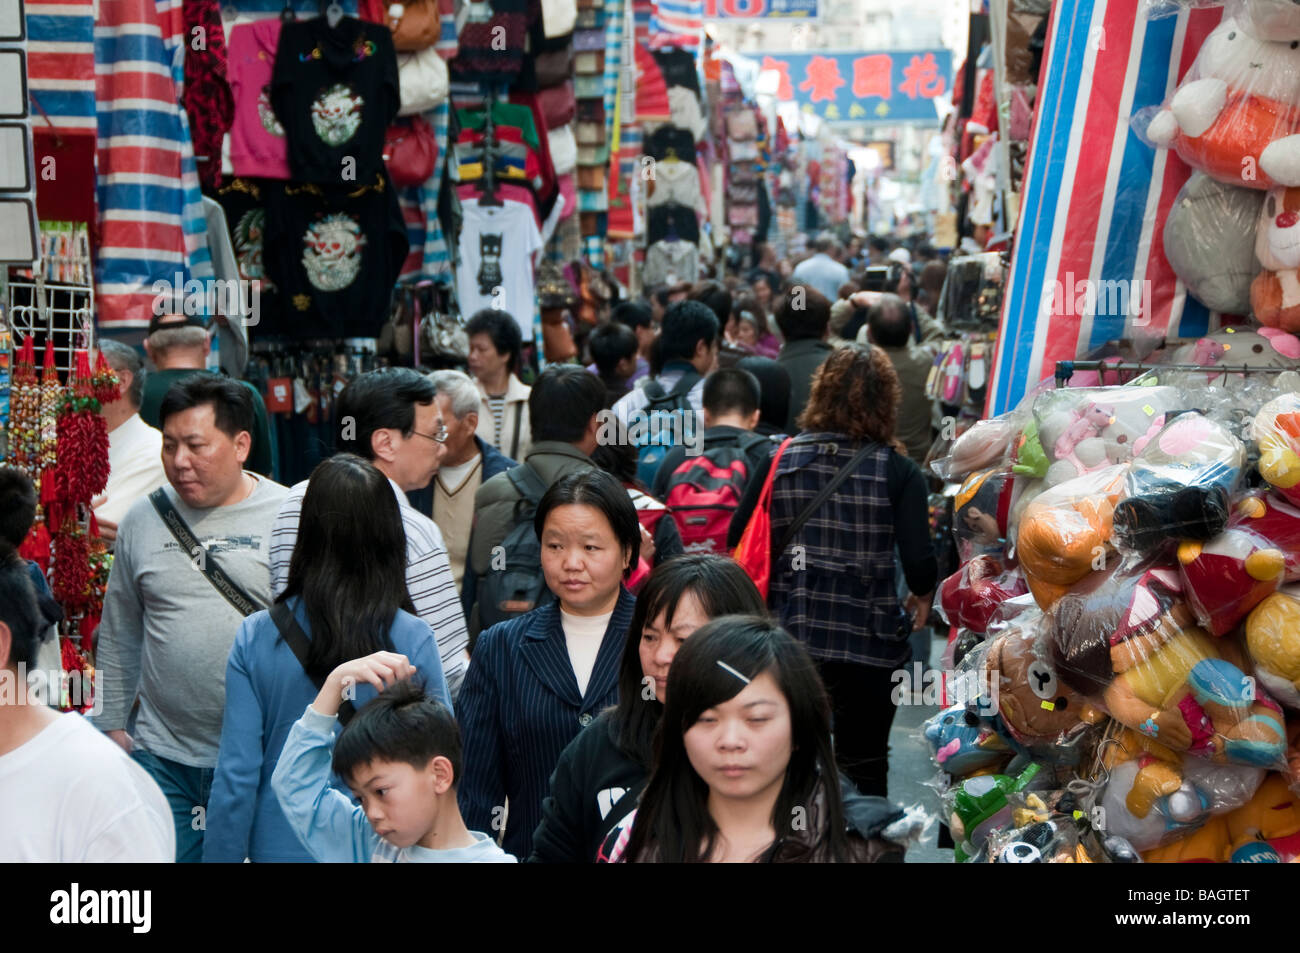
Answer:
[
  {"xmin": 149, "ymin": 488, "xmax": 261, "ymax": 618},
  {"xmin": 269, "ymin": 601, "xmax": 359, "ymax": 726},
  {"xmin": 772, "ymin": 442, "xmax": 878, "ymax": 559}
]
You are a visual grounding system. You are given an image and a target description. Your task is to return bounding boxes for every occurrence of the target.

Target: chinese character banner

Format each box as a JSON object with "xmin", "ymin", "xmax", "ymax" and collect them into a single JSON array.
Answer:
[{"xmin": 760, "ymin": 50, "xmax": 952, "ymax": 124}]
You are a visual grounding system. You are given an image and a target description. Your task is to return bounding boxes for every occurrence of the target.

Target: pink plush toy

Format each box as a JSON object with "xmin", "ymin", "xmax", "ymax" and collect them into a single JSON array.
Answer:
[{"xmin": 1052, "ymin": 403, "xmax": 1114, "ymax": 478}]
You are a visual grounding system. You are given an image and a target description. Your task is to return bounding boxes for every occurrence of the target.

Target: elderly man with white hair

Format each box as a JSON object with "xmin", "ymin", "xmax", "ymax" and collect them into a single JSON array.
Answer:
[{"xmin": 407, "ymin": 370, "xmax": 517, "ymax": 592}]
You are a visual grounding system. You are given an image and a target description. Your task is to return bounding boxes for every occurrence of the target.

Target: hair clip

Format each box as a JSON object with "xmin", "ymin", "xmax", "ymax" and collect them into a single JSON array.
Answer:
[{"xmin": 716, "ymin": 660, "xmax": 750, "ymax": 685}]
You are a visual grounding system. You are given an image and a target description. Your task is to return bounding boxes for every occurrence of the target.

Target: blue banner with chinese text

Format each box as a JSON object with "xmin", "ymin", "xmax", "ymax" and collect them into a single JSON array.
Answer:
[{"xmin": 761, "ymin": 50, "xmax": 952, "ymax": 124}]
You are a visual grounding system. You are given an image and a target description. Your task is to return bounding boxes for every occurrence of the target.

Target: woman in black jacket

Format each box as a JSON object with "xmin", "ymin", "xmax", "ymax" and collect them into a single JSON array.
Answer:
[{"xmin": 527, "ymin": 555, "xmax": 766, "ymax": 862}]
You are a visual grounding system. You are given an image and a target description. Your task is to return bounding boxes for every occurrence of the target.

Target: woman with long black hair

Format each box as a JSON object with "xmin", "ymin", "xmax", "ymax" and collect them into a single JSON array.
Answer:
[
  {"xmin": 528, "ymin": 555, "xmax": 766, "ymax": 862},
  {"xmin": 606, "ymin": 615, "xmax": 889, "ymax": 863},
  {"xmin": 204, "ymin": 454, "xmax": 450, "ymax": 862}
]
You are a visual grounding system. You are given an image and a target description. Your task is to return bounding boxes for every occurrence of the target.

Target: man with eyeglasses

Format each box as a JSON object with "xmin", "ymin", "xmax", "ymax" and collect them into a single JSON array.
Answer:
[{"xmin": 267, "ymin": 368, "xmax": 471, "ymax": 697}]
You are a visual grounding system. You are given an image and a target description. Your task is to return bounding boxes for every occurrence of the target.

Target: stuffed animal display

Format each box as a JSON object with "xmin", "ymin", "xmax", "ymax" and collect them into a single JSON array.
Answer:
[
  {"xmin": 938, "ymin": 554, "xmax": 1029, "ymax": 634},
  {"xmin": 1049, "ymin": 562, "xmax": 1287, "ymax": 768},
  {"xmin": 1015, "ymin": 464, "xmax": 1126, "ymax": 610},
  {"xmin": 1112, "ymin": 412, "xmax": 1244, "ymax": 554},
  {"xmin": 1165, "ymin": 172, "xmax": 1264, "ymax": 315},
  {"xmin": 1144, "ymin": 17, "xmax": 1300, "ymax": 191}
]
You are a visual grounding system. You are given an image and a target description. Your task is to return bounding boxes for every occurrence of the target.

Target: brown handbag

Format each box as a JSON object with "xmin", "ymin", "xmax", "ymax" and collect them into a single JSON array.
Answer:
[{"xmin": 388, "ymin": 0, "xmax": 442, "ymax": 51}]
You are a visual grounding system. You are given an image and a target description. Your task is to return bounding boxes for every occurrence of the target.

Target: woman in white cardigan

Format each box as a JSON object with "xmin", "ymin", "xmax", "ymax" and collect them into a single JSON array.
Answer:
[{"xmin": 465, "ymin": 309, "xmax": 532, "ymax": 461}]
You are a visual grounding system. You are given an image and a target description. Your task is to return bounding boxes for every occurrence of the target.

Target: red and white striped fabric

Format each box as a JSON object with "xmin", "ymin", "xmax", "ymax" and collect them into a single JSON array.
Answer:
[
  {"xmin": 989, "ymin": 1, "xmax": 1226, "ymax": 417},
  {"xmin": 648, "ymin": 0, "xmax": 701, "ymax": 50},
  {"xmin": 94, "ymin": 0, "xmax": 202, "ymax": 326},
  {"xmin": 27, "ymin": 0, "xmax": 97, "ymax": 133}
]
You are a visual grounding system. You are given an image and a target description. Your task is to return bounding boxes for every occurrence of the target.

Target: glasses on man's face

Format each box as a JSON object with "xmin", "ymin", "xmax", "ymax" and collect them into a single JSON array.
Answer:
[{"xmin": 410, "ymin": 424, "xmax": 449, "ymax": 444}]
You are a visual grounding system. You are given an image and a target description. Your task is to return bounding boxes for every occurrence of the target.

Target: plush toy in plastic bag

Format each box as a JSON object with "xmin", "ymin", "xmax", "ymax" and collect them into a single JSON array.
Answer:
[
  {"xmin": 1253, "ymin": 185, "xmax": 1300, "ymax": 332},
  {"xmin": 1246, "ymin": 591, "xmax": 1300, "ymax": 710},
  {"xmin": 1171, "ymin": 325, "xmax": 1300, "ymax": 368},
  {"xmin": 953, "ymin": 467, "xmax": 1016, "ymax": 561},
  {"xmin": 1164, "ymin": 172, "xmax": 1263, "ymax": 315},
  {"xmin": 930, "ymin": 414, "xmax": 1020, "ymax": 483},
  {"xmin": 1016, "ymin": 464, "xmax": 1127, "ymax": 610},
  {"xmin": 1236, "ymin": 0, "xmax": 1300, "ymax": 44},
  {"xmin": 938, "ymin": 554, "xmax": 1030, "ymax": 634},
  {"xmin": 1097, "ymin": 726, "xmax": 1264, "ymax": 852},
  {"xmin": 1112, "ymin": 412, "xmax": 1244, "ymax": 555},
  {"xmin": 922, "ymin": 702, "xmax": 1014, "ymax": 778},
  {"xmin": 1252, "ymin": 392, "xmax": 1300, "ymax": 505},
  {"xmin": 946, "ymin": 762, "xmax": 1043, "ymax": 863},
  {"xmin": 1049, "ymin": 561, "xmax": 1287, "ymax": 768},
  {"xmin": 1177, "ymin": 504, "xmax": 1290, "ymax": 638},
  {"xmin": 979, "ymin": 612, "xmax": 1106, "ymax": 757},
  {"xmin": 1143, "ymin": 17, "xmax": 1300, "ymax": 191},
  {"xmin": 1022, "ymin": 385, "xmax": 1183, "ymax": 488}
]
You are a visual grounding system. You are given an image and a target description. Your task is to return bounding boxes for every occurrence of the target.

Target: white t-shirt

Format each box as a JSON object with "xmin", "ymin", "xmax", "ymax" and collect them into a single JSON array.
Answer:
[
  {"xmin": 560, "ymin": 608, "xmax": 614, "ymax": 698},
  {"xmin": 97, "ymin": 413, "xmax": 168, "ymax": 528},
  {"xmin": 0, "ymin": 713, "xmax": 174, "ymax": 861},
  {"xmin": 455, "ymin": 199, "xmax": 543, "ymax": 341}
]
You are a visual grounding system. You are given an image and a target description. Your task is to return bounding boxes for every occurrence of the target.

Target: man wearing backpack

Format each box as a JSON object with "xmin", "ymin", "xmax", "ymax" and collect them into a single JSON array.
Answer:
[
  {"xmin": 464, "ymin": 366, "xmax": 607, "ymax": 641},
  {"xmin": 651, "ymin": 368, "xmax": 771, "ymax": 555},
  {"xmin": 610, "ymin": 300, "xmax": 720, "ymax": 489}
]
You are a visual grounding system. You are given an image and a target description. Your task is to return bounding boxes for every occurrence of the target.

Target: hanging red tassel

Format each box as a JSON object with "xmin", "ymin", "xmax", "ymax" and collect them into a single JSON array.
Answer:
[
  {"xmin": 91, "ymin": 350, "xmax": 121, "ymax": 406},
  {"xmin": 78, "ymin": 612, "xmax": 100, "ymax": 653},
  {"xmin": 18, "ymin": 509, "xmax": 51, "ymax": 574},
  {"xmin": 59, "ymin": 637, "xmax": 94, "ymax": 713}
]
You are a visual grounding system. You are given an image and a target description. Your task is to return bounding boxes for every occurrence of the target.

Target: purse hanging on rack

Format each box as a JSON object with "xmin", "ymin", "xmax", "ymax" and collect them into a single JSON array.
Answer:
[{"xmin": 384, "ymin": 115, "xmax": 439, "ymax": 187}]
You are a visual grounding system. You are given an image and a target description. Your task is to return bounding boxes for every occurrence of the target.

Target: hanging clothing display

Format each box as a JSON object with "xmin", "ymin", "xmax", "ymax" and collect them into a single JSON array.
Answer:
[
  {"xmin": 271, "ymin": 15, "xmax": 400, "ymax": 185},
  {"xmin": 262, "ymin": 174, "xmax": 409, "ymax": 339},
  {"xmin": 228, "ymin": 19, "xmax": 291, "ymax": 180},
  {"xmin": 455, "ymin": 198, "xmax": 543, "ymax": 338},
  {"xmin": 183, "ymin": 0, "xmax": 235, "ymax": 190}
]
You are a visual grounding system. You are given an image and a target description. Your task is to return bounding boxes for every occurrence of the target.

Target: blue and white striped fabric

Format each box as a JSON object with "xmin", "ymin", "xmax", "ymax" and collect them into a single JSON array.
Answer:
[
  {"xmin": 420, "ymin": 99, "xmax": 452, "ymax": 278},
  {"xmin": 26, "ymin": 0, "xmax": 97, "ymax": 133},
  {"xmin": 988, "ymin": 0, "xmax": 1224, "ymax": 416},
  {"xmin": 649, "ymin": 0, "xmax": 701, "ymax": 49}
]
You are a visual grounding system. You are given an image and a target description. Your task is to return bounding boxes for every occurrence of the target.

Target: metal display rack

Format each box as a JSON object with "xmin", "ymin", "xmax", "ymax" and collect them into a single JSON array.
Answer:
[{"xmin": 4, "ymin": 267, "xmax": 95, "ymax": 377}]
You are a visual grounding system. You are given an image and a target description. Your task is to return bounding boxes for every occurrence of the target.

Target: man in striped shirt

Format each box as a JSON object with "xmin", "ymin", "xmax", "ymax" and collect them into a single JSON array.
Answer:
[{"xmin": 268, "ymin": 369, "xmax": 470, "ymax": 697}]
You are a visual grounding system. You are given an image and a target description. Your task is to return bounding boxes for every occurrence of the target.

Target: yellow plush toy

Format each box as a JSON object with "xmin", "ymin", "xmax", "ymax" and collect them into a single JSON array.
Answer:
[{"xmin": 1246, "ymin": 592, "xmax": 1300, "ymax": 710}]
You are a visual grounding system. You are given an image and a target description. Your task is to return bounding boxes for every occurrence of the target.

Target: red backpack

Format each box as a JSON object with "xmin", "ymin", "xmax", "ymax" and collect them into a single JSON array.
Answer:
[{"xmin": 663, "ymin": 433, "xmax": 771, "ymax": 554}]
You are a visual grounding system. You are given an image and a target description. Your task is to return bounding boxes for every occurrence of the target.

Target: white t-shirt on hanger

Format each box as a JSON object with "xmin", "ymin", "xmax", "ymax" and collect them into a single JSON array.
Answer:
[{"xmin": 456, "ymin": 199, "xmax": 543, "ymax": 341}]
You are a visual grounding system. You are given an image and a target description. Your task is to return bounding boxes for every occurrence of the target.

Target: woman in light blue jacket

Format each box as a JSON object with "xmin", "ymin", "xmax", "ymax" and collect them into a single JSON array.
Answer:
[{"xmin": 204, "ymin": 454, "xmax": 450, "ymax": 862}]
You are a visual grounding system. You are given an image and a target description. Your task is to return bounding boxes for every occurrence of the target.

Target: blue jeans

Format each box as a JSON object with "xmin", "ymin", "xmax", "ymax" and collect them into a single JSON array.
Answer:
[{"xmin": 132, "ymin": 748, "xmax": 214, "ymax": 864}]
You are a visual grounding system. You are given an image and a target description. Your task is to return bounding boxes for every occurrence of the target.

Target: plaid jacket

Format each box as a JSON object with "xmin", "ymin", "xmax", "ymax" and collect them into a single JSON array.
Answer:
[{"xmin": 768, "ymin": 432, "xmax": 910, "ymax": 667}]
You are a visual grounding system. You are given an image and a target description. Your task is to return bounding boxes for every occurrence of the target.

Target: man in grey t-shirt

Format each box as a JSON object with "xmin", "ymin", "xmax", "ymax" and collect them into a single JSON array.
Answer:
[{"xmin": 94, "ymin": 375, "xmax": 288, "ymax": 862}]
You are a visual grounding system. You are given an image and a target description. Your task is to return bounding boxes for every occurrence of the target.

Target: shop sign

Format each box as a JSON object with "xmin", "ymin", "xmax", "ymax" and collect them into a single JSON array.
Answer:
[{"xmin": 761, "ymin": 50, "xmax": 952, "ymax": 124}]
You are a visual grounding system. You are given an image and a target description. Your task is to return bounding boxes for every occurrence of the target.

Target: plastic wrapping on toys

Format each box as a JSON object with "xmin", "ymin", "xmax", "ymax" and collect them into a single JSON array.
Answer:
[
  {"xmin": 977, "ymin": 610, "xmax": 1107, "ymax": 758},
  {"xmin": 1112, "ymin": 412, "xmax": 1244, "ymax": 555},
  {"xmin": 1245, "ymin": 590, "xmax": 1300, "ymax": 709},
  {"xmin": 1252, "ymin": 392, "xmax": 1300, "ymax": 505},
  {"xmin": 1162, "ymin": 172, "xmax": 1263, "ymax": 315},
  {"xmin": 1252, "ymin": 187, "xmax": 1300, "ymax": 332},
  {"xmin": 923, "ymin": 702, "xmax": 1014, "ymax": 777},
  {"xmin": 937, "ymin": 554, "xmax": 1030, "ymax": 634},
  {"xmin": 1230, "ymin": 0, "xmax": 1300, "ymax": 42},
  {"xmin": 1015, "ymin": 464, "xmax": 1128, "ymax": 610},
  {"xmin": 1138, "ymin": 14, "xmax": 1300, "ymax": 192},
  {"xmin": 1140, "ymin": 0, "xmax": 1223, "ymax": 21},
  {"xmin": 953, "ymin": 467, "xmax": 1017, "ymax": 562},
  {"xmin": 1017, "ymin": 385, "xmax": 1184, "ymax": 487},
  {"xmin": 944, "ymin": 763, "xmax": 1045, "ymax": 863},
  {"xmin": 1169, "ymin": 325, "xmax": 1300, "ymax": 370},
  {"xmin": 1096, "ymin": 727, "xmax": 1265, "ymax": 851},
  {"xmin": 1177, "ymin": 502, "xmax": 1291, "ymax": 637},
  {"xmin": 1048, "ymin": 560, "xmax": 1288, "ymax": 769},
  {"xmin": 930, "ymin": 412, "xmax": 1022, "ymax": 483}
]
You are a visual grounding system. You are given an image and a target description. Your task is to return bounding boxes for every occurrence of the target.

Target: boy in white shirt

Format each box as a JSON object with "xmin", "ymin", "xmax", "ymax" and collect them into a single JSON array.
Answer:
[
  {"xmin": 272, "ymin": 652, "xmax": 515, "ymax": 863},
  {"xmin": 0, "ymin": 554, "xmax": 173, "ymax": 862}
]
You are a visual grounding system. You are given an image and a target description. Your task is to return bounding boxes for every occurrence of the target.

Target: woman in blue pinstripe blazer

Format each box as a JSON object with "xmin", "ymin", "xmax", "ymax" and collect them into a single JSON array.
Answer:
[{"xmin": 456, "ymin": 469, "xmax": 641, "ymax": 859}]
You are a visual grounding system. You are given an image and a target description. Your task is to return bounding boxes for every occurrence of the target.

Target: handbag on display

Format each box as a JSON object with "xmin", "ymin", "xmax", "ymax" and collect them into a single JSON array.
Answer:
[
  {"xmin": 383, "ymin": 115, "xmax": 438, "ymax": 186},
  {"xmin": 387, "ymin": 0, "xmax": 441, "ymax": 50},
  {"xmin": 536, "ymin": 45, "xmax": 575, "ymax": 86},
  {"xmin": 421, "ymin": 306, "xmax": 469, "ymax": 361},
  {"xmin": 398, "ymin": 46, "xmax": 450, "ymax": 115}
]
